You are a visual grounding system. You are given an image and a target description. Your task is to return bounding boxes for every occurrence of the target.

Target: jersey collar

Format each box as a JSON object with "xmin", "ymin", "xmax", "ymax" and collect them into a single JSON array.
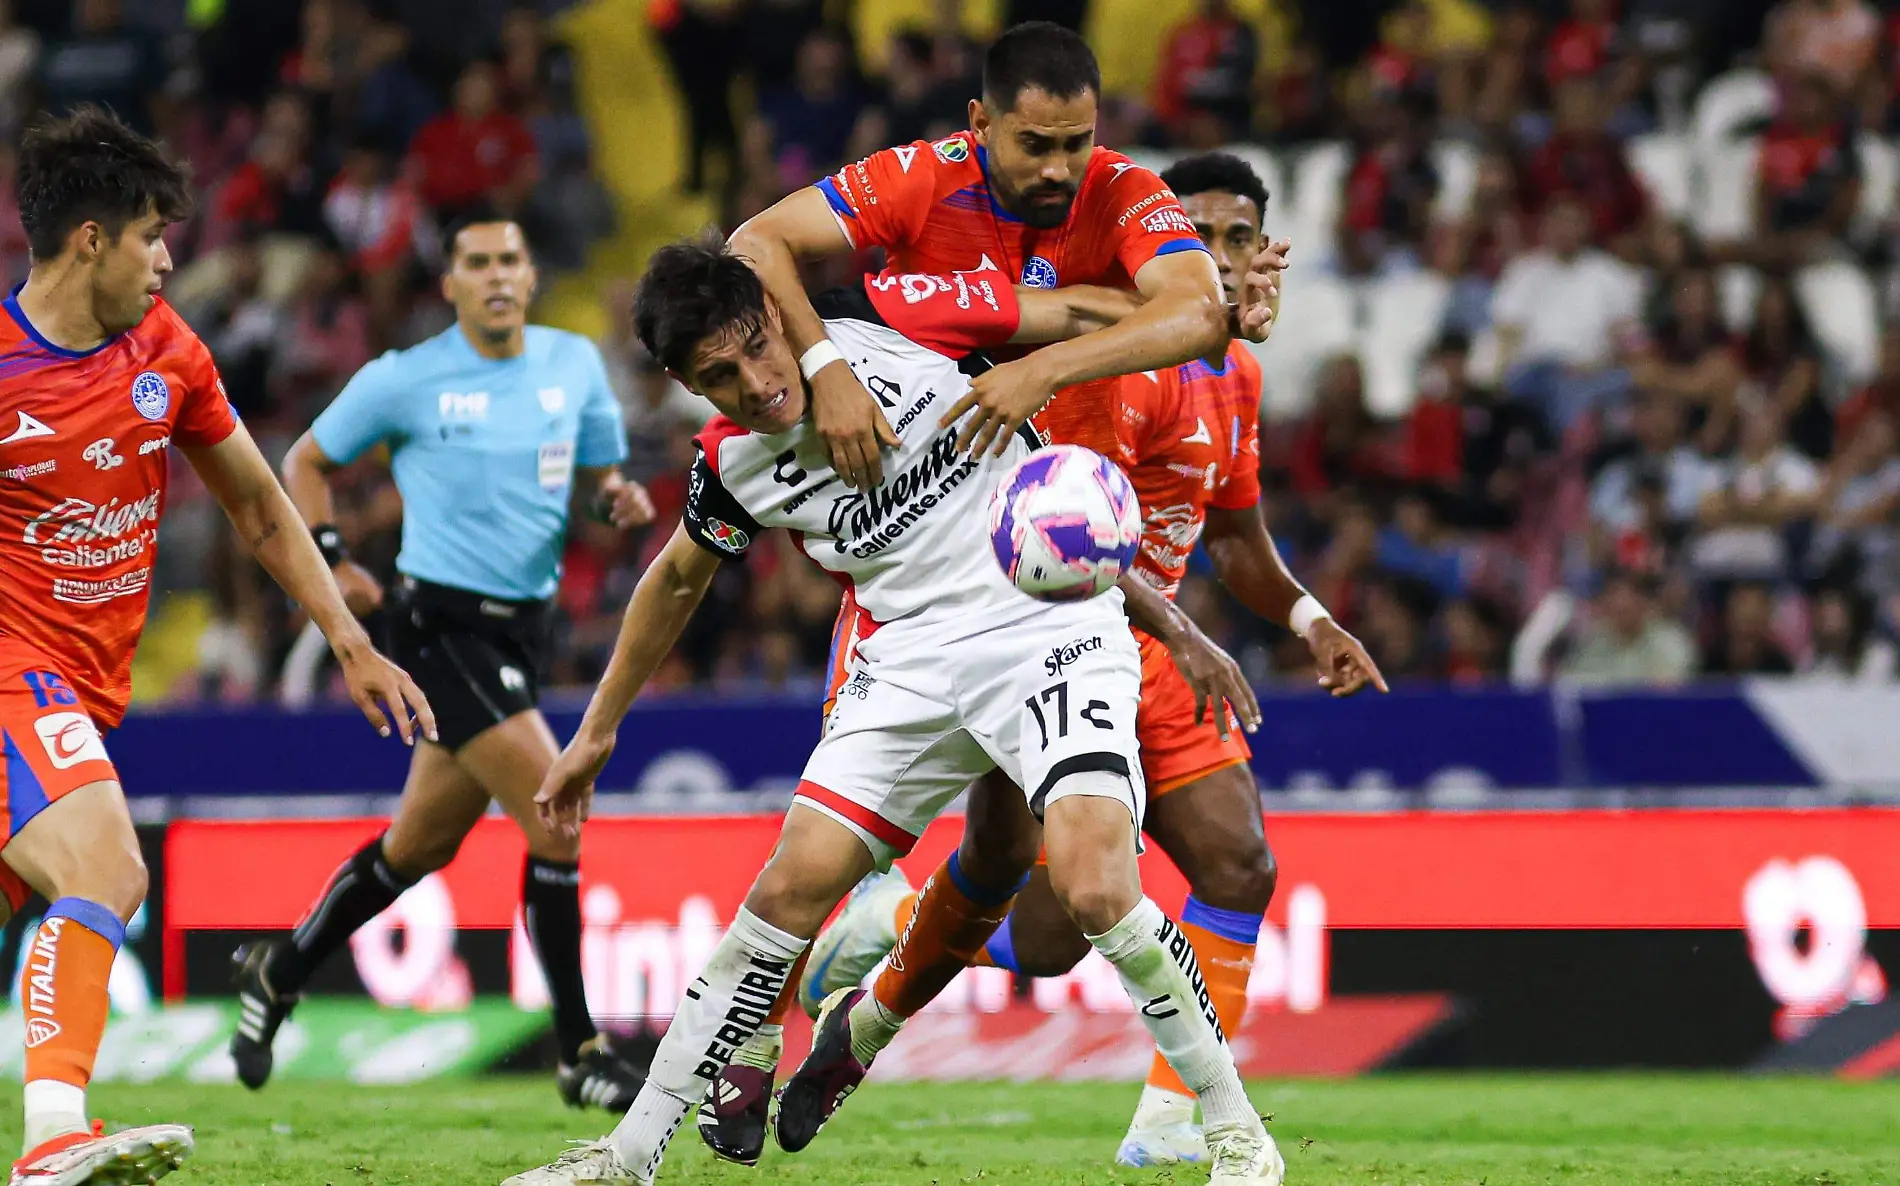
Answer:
[
  {"xmin": 973, "ymin": 145, "xmax": 1024, "ymax": 225},
  {"xmin": 4, "ymin": 284, "xmax": 121, "ymax": 358}
]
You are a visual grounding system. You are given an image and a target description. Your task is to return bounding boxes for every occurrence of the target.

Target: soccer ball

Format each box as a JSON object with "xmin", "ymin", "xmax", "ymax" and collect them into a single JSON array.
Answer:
[{"xmin": 989, "ymin": 445, "xmax": 1143, "ymax": 601}]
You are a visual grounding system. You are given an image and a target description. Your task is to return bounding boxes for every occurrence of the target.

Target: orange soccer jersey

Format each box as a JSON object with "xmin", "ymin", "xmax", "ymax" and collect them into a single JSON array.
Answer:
[
  {"xmin": 817, "ymin": 131, "xmax": 1208, "ymax": 455},
  {"xmin": 1116, "ymin": 345, "xmax": 1264, "ymax": 793},
  {"xmin": 0, "ymin": 294, "xmax": 236, "ymax": 729}
]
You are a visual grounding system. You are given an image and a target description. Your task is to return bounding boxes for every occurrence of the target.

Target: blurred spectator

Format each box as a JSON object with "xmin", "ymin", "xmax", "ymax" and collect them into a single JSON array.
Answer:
[
  {"xmin": 1836, "ymin": 325, "xmax": 1900, "ymax": 439},
  {"xmin": 1521, "ymin": 76, "xmax": 1647, "ymax": 251},
  {"xmin": 1433, "ymin": 148, "xmax": 1531, "ymax": 334},
  {"xmin": 273, "ymin": 241, "xmax": 373, "ymax": 416},
  {"xmin": 1494, "ymin": 193, "xmax": 1644, "ymax": 429},
  {"xmin": 653, "ymin": 0, "xmax": 740, "ymax": 195},
  {"xmin": 1544, "ymin": 0, "xmax": 1620, "ymax": 87},
  {"xmin": 407, "ymin": 58, "xmax": 539, "ymax": 218},
  {"xmin": 0, "ymin": 0, "xmax": 39, "ymax": 139},
  {"xmin": 1746, "ymin": 70, "xmax": 1861, "ymax": 270},
  {"xmin": 1378, "ymin": 491, "xmax": 1469, "ymax": 599},
  {"xmin": 1151, "ymin": 0, "xmax": 1258, "ymax": 148},
  {"xmin": 862, "ymin": 31, "xmax": 967, "ymax": 148},
  {"xmin": 1260, "ymin": 38, "xmax": 1331, "ymax": 145},
  {"xmin": 599, "ymin": 281, "xmax": 715, "ymax": 482},
  {"xmin": 1701, "ymin": 582, "xmax": 1796, "ymax": 675},
  {"xmin": 38, "ymin": 0, "xmax": 167, "ymax": 134},
  {"xmin": 181, "ymin": 229, "xmax": 284, "ymax": 422},
  {"xmin": 350, "ymin": 13, "xmax": 437, "ymax": 154},
  {"xmin": 1590, "ymin": 392, "xmax": 1710, "ymax": 539},
  {"xmin": 1628, "ymin": 264, "xmax": 1742, "ymax": 430},
  {"xmin": 1440, "ymin": 593, "xmax": 1511, "ymax": 682},
  {"xmin": 1689, "ymin": 398, "xmax": 1821, "ymax": 583},
  {"xmin": 1561, "ymin": 567, "xmax": 1697, "ymax": 684},
  {"xmin": 1406, "ymin": 333, "xmax": 1553, "ymax": 530},
  {"xmin": 1356, "ymin": 576, "xmax": 1437, "ymax": 683},
  {"xmin": 745, "ymin": 27, "xmax": 869, "ymax": 199},
  {"xmin": 323, "ymin": 137, "xmax": 422, "ymax": 341},
  {"xmin": 0, "ymin": 144, "xmax": 29, "ymax": 290},
  {"xmin": 1285, "ymin": 355, "xmax": 1394, "ymax": 506},
  {"xmin": 1740, "ymin": 275, "xmax": 1830, "ymax": 459},
  {"xmin": 1766, "ymin": 0, "xmax": 1880, "ymax": 98},
  {"xmin": 1340, "ymin": 95, "xmax": 1439, "ymax": 263},
  {"xmin": 1809, "ymin": 412, "xmax": 1900, "ymax": 590},
  {"xmin": 740, "ymin": 0, "xmax": 822, "ymax": 92},
  {"xmin": 1804, "ymin": 584, "xmax": 1897, "ymax": 680},
  {"xmin": 209, "ymin": 93, "xmax": 328, "ymax": 248}
]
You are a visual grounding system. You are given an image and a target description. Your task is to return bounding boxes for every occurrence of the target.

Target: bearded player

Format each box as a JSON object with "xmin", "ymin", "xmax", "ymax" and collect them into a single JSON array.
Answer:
[
  {"xmin": 782, "ymin": 153, "xmax": 1387, "ymax": 1168},
  {"xmin": 0, "ymin": 106, "xmax": 431, "ymax": 1185}
]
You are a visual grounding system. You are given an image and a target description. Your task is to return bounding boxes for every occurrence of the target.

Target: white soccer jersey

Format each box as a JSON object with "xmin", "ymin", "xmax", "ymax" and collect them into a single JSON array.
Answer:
[{"xmin": 684, "ymin": 273, "xmax": 1054, "ymax": 639}]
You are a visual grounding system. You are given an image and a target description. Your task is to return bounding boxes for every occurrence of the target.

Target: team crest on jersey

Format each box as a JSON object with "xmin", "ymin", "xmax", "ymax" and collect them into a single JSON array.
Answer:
[
  {"xmin": 1021, "ymin": 256, "xmax": 1059, "ymax": 289},
  {"xmin": 704, "ymin": 518, "xmax": 750, "ymax": 553},
  {"xmin": 932, "ymin": 137, "xmax": 969, "ymax": 164},
  {"xmin": 130, "ymin": 371, "xmax": 170, "ymax": 421}
]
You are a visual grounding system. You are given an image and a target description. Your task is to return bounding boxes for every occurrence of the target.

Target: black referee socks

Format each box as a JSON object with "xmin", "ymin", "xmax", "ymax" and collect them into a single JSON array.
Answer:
[{"xmin": 523, "ymin": 855, "xmax": 597, "ymax": 1066}]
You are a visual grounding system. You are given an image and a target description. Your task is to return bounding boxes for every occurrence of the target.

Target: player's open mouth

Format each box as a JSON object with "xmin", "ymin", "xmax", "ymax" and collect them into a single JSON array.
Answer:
[
  {"xmin": 758, "ymin": 389, "xmax": 789, "ymax": 417},
  {"xmin": 485, "ymin": 296, "xmax": 514, "ymax": 312}
]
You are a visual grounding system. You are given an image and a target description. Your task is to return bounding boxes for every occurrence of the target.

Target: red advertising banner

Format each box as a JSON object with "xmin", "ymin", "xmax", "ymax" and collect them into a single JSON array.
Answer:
[{"xmin": 167, "ymin": 808, "xmax": 1900, "ymax": 932}]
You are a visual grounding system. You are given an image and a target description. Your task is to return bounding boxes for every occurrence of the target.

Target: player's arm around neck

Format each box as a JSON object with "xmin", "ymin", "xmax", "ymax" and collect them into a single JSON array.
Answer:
[
  {"xmin": 730, "ymin": 188, "xmax": 896, "ymax": 488},
  {"xmin": 1018, "ymin": 251, "xmax": 1228, "ymax": 388},
  {"xmin": 1008, "ymin": 284, "xmax": 1147, "ymax": 343},
  {"xmin": 181, "ymin": 425, "xmax": 437, "ymax": 741},
  {"xmin": 539, "ymin": 524, "xmax": 721, "ymax": 837}
]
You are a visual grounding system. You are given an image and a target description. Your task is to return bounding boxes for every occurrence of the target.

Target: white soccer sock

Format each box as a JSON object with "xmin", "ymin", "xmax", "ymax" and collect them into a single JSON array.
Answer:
[
  {"xmin": 610, "ymin": 908, "xmax": 807, "ymax": 1176},
  {"xmin": 731, "ymin": 1023, "xmax": 783, "ymax": 1071},
  {"xmin": 846, "ymin": 991, "xmax": 904, "ymax": 1065},
  {"xmin": 1130, "ymin": 1082, "xmax": 1198, "ymax": 1131},
  {"xmin": 23, "ymin": 1079, "xmax": 87, "ymax": 1153},
  {"xmin": 1088, "ymin": 897, "xmax": 1258, "ymax": 1136}
]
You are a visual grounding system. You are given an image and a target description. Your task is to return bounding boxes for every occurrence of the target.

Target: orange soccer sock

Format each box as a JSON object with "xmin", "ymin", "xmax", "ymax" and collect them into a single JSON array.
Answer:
[
  {"xmin": 765, "ymin": 949, "xmax": 810, "ymax": 1026},
  {"xmin": 1145, "ymin": 898, "xmax": 1260, "ymax": 1099},
  {"xmin": 19, "ymin": 900, "xmax": 124, "ymax": 1151},
  {"xmin": 870, "ymin": 854, "xmax": 1022, "ymax": 1018}
]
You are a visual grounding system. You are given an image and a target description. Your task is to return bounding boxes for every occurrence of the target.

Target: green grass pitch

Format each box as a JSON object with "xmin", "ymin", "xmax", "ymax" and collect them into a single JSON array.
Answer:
[{"xmin": 21, "ymin": 1074, "xmax": 1900, "ymax": 1185}]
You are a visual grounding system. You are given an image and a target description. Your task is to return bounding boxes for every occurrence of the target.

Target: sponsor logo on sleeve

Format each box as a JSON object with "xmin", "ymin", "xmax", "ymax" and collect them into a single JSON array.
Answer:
[
  {"xmin": 1116, "ymin": 190, "xmax": 1177, "ymax": 226},
  {"xmin": 703, "ymin": 519, "xmax": 751, "ymax": 554},
  {"xmin": 130, "ymin": 371, "xmax": 171, "ymax": 421},
  {"xmin": 892, "ymin": 145, "xmax": 918, "ymax": 173},
  {"xmin": 34, "ymin": 711, "xmax": 110, "ymax": 770},
  {"xmin": 139, "ymin": 436, "xmax": 170, "ymax": 456},
  {"xmin": 1140, "ymin": 208, "xmax": 1197, "ymax": 236},
  {"xmin": 932, "ymin": 137, "xmax": 969, "ymax": 164}
]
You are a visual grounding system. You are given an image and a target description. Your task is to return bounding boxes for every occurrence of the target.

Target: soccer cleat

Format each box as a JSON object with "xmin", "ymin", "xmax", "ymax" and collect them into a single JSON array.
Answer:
[
  {"xmin": 10, "ymin": 1121, "xmax": 193, "ymax": 1185},
  {"xmin": 696, "ymin": 1062, "xmax": 775, "ymax": 1166},
  {"xmin": 498, "ymin": 1139, "xmax": 645, "ymax": 1185},
  {"xmin": 1115, "ymin": 1121, "xmax": 1210, "ymax": 1166},
  {"xmin": 773, "ymin": 987, "xmax": 872, "ymax": 1153},
  {"xmin": 1206, "ymin": 1124, "xmax": 1286, "ymax": 1185},
  {"xmin": 228, "ymin": 940, "xmax": 298, "ymax": 1090},
  {"xmin": 798, "ymin": 867, "xmax": 912, "ymax": 1018},
  {"xmin": 557, "ymin": 1036, "xmax": 646, "ymax": 1113}
]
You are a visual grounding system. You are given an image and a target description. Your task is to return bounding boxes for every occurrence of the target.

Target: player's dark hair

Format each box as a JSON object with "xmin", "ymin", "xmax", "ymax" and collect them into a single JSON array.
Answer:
[
  {"xmin": 441, "ymin": 205, "xmax": 532, "ymax": 271},
  {"xmin": 1160, "ymin": 152, "xmax": 1270, "ymax": 221},
  {"xmin": 16, "ymin": 105, "xmax": 193, "ymax": 262},
  {"xmin": 634, "ymin": 233, "xmax": 767, "ymax": 376},
  {"xmin": 982, "ymin": 21, "xmax": 1099, "ymax": 113}
]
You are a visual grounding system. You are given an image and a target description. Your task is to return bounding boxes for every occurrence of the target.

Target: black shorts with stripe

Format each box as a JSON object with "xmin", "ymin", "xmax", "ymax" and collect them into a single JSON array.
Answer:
[{"xmin": 383, "ymin": 577, "xmax": 551, "ymax": 752}]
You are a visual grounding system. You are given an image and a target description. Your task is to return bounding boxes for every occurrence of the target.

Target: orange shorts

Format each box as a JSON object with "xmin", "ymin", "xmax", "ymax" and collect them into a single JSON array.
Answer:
[
  {"xmin": 1134, "ymin": 629, "xmax": 1252, "ymax": 796},
  {"xmin": 0, "ymin": 638, "xmax": 119, "ymax": 846}
]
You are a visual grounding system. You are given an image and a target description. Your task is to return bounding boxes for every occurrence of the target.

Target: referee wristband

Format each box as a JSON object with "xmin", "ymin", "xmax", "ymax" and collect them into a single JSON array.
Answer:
[
  {"xmin": 799, "ymin": 339, "xmax": 846, "ymax": 380},
  {"xmin": 1288, "ymin": 594, "xmax": 1331, "ymax": 639},
  {"xmin": 312, "ymin": 524, "xmax": 350, "ymax": 569}
]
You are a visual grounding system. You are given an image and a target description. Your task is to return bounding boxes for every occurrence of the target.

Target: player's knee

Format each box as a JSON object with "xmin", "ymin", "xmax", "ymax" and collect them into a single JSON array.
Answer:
[
  {"xmin": 381, "ymin": 831, "xmax": 460, "ymax": 877},
  {"xmin": 74, "ymin": 848, "xmax": 146, "ymax": 922},
  {"xmin": 524, "ymin": 830, "xmax": 580, "ymax": 865},
  {"xmin": 1048, "ymin": 862, "xmax": 1140, "ymax": 939},
  {"xmin": 1190, "ymin": 844, "xmax": 1278, "ymax": 915}
]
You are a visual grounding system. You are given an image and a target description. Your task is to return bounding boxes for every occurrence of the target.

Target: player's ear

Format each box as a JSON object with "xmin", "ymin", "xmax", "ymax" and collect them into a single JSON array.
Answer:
[{"xmin": 968, "ymin": 98, "xmax": 988, "ymax": 145}]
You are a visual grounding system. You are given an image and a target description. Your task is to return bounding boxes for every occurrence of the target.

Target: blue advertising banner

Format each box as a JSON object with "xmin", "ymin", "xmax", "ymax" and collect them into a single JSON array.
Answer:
[{"xmin": 106, "ymin": 682, "xmax": 1900, "ymax": 799}]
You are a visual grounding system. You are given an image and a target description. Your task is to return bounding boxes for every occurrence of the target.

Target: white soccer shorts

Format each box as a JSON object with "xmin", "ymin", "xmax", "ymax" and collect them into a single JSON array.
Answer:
[{"xmin": 796, "ymin": 601, "xmax": 1148, "ymax": 867}]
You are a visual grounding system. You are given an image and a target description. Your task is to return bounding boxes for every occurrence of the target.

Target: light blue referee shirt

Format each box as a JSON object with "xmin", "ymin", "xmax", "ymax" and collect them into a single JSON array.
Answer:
[{"xmin": 311, "ymin": 324, "xmax": 628, "ymax": 601}]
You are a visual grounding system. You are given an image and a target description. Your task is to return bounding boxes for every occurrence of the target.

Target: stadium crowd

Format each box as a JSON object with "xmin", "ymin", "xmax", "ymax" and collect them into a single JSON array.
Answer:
[{"xmin": 9, "ymin": 0, "xmax": 1898, "ymax": 701}]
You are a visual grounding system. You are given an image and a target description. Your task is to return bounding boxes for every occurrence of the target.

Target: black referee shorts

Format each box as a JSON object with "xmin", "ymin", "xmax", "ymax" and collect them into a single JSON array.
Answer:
[{"xmin": 383, "ymin": 577, "xmax": 551, "ymax": 752}]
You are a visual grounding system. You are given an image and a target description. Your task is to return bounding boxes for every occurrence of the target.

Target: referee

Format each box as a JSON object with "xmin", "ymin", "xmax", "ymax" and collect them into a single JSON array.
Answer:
[{"xmin": 229, "ymin": 216, "xmax": 655, "ymax": 1111}]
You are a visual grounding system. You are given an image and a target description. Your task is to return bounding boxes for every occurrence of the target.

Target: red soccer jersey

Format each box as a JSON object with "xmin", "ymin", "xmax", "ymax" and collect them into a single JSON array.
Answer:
[
  {"xmin": 817, "ymin": 131, "xmax": 1207, "ymax": 455},
  {"xmin": 0, "ymin": 296, "xmax": 237, "ymax": 725},
  {"xmin": 1113, "ymin": 343, "xmax": 1262, "ymax": 597}
]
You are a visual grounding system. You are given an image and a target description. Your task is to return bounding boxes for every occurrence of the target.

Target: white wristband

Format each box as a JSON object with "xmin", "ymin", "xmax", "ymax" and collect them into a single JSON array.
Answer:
[
  {"xmin": 1288, "ymin": 594, "xmax": 1331, "ymax": 639},
  {"xmin": 799, "ymin": 339, "xmax": 845, "ymax": 380}
]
